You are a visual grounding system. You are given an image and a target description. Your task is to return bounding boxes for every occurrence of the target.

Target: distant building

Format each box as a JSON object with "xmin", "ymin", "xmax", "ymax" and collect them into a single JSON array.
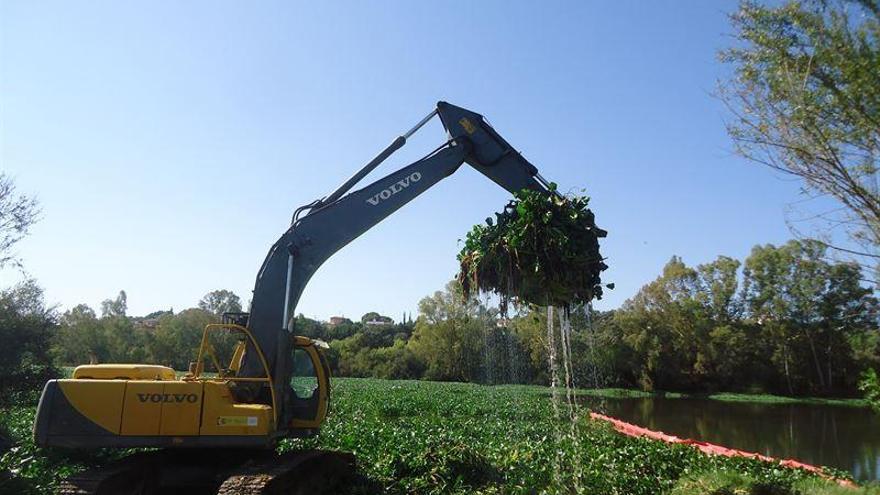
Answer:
[{"xmin": 329, "ymin": 316, "xmax": 352, "ymax": 326}]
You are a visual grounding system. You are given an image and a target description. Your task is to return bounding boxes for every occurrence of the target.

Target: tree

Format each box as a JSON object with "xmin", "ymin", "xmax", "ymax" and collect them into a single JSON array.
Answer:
[
  {"xmin": 152, "ymin": 308, "xmax": 215, "ymax": 370},
  {"xmin": 719, "ymin": 0, "xmax": 880, "ymax": 280},
  {"xmin": 743, "ymin": 240, "xmax": 877, "ymax": 394},
  {"xmin": 0, "ymin": 280, "xmax": 57, "ymax": 403},
  {"xmin": 52, "ymin": 303, "xmax": 106, "ymax": 365},
  {"xmin": 603, "ymin": 246, "xmax": 879, "ymax": 395},
  {"xmin": 293, "ymin": 314, "xmax": 326, "ymax": 340},
  {"xmin": 198, "ymin": 289, "xmax": 242, "ymax": 316},
  {"xmin": 614, "ymin": 256, "xmax": 712, "ymax": 391},
  {"xmin": 0, "ymin": 173, "xmax": 40, "ymax": 269},
  {"xmin": 408, "ymin": 281, "xmax": 486, "ymax": 382},
  {"xmin": 360, "ymin": 312, "xmax": 393, "ymax": 325},
  {"xmin": 510, "ymin": 308, "xmax": 551, "ymax": 385},
  {"xmin": 696, "ymin": 256, "xmax": 742, "ymax": 323},
  {"xmin": 859, "ymin": 368, "xmax": 880, "ymax": 413},
  {"xmin": 100, "ymin": 290, "xmax": 127, "ymax": 317},
  {"xmin": 325, "ymin": 319, "xmax": 360, "ymax": 341},
  {"xmin": 144, "ymin": 309, "xmax": 173, "ymax": 319}
]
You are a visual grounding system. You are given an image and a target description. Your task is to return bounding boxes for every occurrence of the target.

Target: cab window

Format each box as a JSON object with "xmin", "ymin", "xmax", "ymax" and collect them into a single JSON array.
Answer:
[{"xmin": 290, "ymin": 348, "xmax": 318, "ymax": 400}]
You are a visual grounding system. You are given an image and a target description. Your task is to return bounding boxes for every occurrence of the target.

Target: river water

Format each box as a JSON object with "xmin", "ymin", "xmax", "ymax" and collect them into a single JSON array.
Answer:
[{"xmin": 582, "ymin": 396, "xmax": 880, "ymax": 481}]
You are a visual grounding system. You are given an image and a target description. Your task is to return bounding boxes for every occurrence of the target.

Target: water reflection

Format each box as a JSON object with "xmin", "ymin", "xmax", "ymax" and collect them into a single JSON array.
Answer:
[{"xmin": 582, "ymin": 397, "xmax": 880, "ymax": 481}]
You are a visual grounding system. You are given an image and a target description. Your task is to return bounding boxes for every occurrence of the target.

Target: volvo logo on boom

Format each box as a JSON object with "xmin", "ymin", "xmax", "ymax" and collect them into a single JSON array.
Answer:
[{"xmin": 366, "ymin": 172, "xmax": 421, "ymax": 206}]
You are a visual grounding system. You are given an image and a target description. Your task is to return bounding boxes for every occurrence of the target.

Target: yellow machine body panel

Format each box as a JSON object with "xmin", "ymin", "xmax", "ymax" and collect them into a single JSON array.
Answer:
[
  {"xmin": 40, "ymin": 377, "xmax": 275, "ymax": 447},
  {"xmin": 158, "ymin": 381, "xmax": 204, "ymax": 436},
  {"xmin": 73, "ymin": 364, "xmax": 176, "ymax": 381},
  {"xmin": 199, "ymin": 381, "xmax": 272, "ymax": 436},
  {"xmin": 57, "ymin": 380, "xmax": 126, "ymax": 434},
  {"xmin": 121, "ymin": 381, "xmax": 164, "ymax": 435},
  {"xmin": 77, "ymin": 380, "xmax": 265, "ymax": 437}
]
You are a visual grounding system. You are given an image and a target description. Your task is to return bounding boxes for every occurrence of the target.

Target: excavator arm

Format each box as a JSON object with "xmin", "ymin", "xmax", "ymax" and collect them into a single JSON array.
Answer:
[{"xmin": 240, "ymin": 102, "xmax": 554, "ymax": 422}]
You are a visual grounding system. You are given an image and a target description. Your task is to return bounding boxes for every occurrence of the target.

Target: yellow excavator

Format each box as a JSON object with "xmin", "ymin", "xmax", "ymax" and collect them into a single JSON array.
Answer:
[{"xmin": 33, "ymin": 101, "xmax": 554, "ymax": 494}]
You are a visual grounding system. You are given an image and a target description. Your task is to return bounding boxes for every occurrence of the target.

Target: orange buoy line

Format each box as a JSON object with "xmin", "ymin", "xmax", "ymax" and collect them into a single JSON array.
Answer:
[{"xmin": 589, "ymin": 412, "xmax": 856, "ymax": 488}]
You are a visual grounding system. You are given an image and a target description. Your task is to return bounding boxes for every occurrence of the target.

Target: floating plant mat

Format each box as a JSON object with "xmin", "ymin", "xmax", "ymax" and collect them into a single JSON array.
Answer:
[{"xmin": 457, "ymin": 185, "xmax": 608, "ymax": 309}]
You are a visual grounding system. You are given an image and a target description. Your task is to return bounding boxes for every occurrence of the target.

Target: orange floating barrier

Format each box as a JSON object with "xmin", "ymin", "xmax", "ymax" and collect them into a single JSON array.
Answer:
[{"xmin": 589, "ymin": 412, "xmax": 855, "ymax": 488}]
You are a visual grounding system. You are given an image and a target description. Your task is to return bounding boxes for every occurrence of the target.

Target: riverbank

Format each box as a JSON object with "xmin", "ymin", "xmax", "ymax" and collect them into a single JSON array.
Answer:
[{"xmin": 578, "ymin": 387, "xmax": 868, "ymax": 407}]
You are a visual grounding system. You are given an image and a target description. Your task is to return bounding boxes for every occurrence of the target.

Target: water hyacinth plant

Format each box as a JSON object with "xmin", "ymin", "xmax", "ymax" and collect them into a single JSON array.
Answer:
[{"xmin": 457, "ymin": 185, "xmax": 608, "ymax": 310}]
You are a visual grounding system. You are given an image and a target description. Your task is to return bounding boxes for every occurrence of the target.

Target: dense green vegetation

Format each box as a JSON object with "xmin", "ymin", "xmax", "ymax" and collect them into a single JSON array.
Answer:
[
  {"xmin": 49, "ymin": 290, "xmax": 234, "ymax": 371},
  {"xmin": 0, "ymin": 281, "xmax": 58, "ymax": 406},
  {"xmin": 860, "ymin": 369, "xmax": 880, "ymax": 413},
  {"xmin": 1, "ymin": 378, "xmax": 873, "ymax": 494},
  {"xmin": 602, "ymin": 240, "xmax": 878, "ymax": 396},
  {"xmin": 457, "ymin": 186, "xmax": 607, "ymax": 309}
]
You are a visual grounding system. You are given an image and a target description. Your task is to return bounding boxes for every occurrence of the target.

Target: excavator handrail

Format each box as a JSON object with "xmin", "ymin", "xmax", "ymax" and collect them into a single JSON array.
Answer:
[{"xmin": 191, "ymin": 323, "xmax": 278, "ymax": 429}]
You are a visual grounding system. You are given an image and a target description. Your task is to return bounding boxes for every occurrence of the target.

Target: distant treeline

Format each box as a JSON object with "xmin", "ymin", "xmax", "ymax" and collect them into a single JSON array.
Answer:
[
  {"xmin": 1, "ymin": 239, "xmax": 876, "ymax": 401},
  {"xmin": 302, "ymin": 239, "xmax": 880, "ymax": 397}
]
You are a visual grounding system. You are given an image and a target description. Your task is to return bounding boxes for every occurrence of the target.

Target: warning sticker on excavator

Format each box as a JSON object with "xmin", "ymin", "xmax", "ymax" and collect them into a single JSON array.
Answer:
[{"xmin": 217, "ymin": 416, "xmax": 258, "ymax": 426}]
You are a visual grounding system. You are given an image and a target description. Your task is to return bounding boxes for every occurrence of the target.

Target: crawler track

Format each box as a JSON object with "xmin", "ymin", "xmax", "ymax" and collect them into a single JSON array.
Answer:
[
  {"xmin": 218, "ymin": 450, "xmax": 355, "ymax": 495},
  {"xmin": 58, "ymin": 449, "xmax": 355, "ymax": 495},
  {"xmin": 58, "ymin": 452, "xmax": 164, "ymax": 495}
]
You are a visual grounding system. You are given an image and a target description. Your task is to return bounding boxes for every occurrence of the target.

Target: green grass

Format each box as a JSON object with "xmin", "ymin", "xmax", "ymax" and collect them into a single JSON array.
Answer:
[
  {"xmin": 573, "ymin": 387, "xmax": 866, "ymax": 407},
  {"xmin": 704, "ymin": 392, "xmax": 866, "ymax": 407},
  {"xmin": 575, "ymin": 387, "xmax": 689, "ymax": 399},
  {"xmin": 1, "ymin": 378, "xmax": 874, "ymax": 494}
]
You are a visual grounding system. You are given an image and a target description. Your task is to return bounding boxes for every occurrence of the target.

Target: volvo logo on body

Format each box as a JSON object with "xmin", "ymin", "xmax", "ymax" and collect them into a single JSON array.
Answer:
[
  {"xmin": 136, "ymin": 393, "xmax": 199, "ymax": 404},
  {"xmin": 366, "ymin": 172, "xmax": 421, "ymax": 206}
]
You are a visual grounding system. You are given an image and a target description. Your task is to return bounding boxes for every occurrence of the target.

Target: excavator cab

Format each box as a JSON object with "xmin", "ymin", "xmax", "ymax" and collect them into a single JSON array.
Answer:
[{"xmin": 288, "ymin": 336, "xmax": 331, "ymax": 431}]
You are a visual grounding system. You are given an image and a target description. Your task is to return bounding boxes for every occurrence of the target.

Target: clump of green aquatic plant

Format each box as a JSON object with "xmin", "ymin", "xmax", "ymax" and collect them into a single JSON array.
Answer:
[{"xmin": 457, "ymin": 185, "xmax": 608, "ymax": 310}]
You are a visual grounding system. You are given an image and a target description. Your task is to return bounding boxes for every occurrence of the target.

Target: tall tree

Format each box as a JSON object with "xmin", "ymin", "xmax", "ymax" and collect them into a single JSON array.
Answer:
[
  {"xmin": 52, "ymin": 304, "xmax": 106, "ymax": 365},
  {"xmin": 615, "ymin": 256, "xmax": 711, "ymax": 391},
  {"xmin": 0, "ymin": 173, "xmax": 40, "ymax": 269},
  {"xmin": 0, "ymin": 280, "xmax": 57, "ymax": 402},
  {"xmin": 360, "ymin": 312, "xmax": 393, "ymax": 325},
  {"xmin": 100, "ymin": 290, "xmax": 127, "ymax": 317},
  {"xmin": 743, "ymin": 240, "xmax": 877, "ymax": 394},
  {"xmin": 696, "ymin": 256, "xmax": 742, "ymax": 323},
  {"xmin": 720, "ymin": 0, "xmax": 880, "ymax": 280},
  {"xmin": 408, "ymin": 281, "xmax": 486, "ymax": 382},
  {"xmin": 198, "ymin": 289, "xmax": 242, "ymax": 316},
  {"xmin": 152, "ymin": 308, "xmax": 215, "ymax": 370}
]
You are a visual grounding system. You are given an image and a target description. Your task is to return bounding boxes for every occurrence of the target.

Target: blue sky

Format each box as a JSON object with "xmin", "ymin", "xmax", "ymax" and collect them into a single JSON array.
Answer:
[{"xmin": 1, "ymin": 1, "xmax": 817, "ymax": 321}]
